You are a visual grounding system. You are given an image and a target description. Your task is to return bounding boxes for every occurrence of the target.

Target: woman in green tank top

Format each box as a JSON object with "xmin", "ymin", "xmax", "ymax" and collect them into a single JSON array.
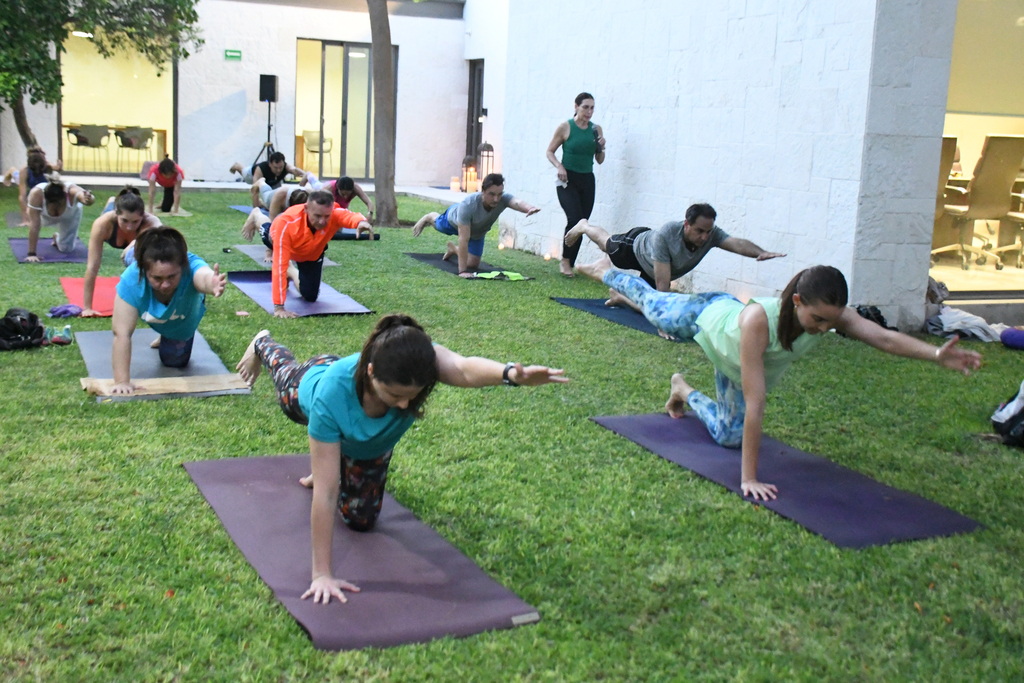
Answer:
[
  {"xmin": 546, "ymin": 92, "xmax": 606, "ymax": 277},
  {"xmin": 602, "ymin": 265, "xmax": 982, "ymax": 502}
]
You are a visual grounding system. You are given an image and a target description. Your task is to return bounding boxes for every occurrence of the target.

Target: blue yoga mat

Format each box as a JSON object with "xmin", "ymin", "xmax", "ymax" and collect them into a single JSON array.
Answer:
[
  {"xmin": 592, "ymin": 413, "xmax": 981, "ymax": 548},
  {"xmin": 551, "ymin": 297, "xmax": 678, "ymax": 340}
]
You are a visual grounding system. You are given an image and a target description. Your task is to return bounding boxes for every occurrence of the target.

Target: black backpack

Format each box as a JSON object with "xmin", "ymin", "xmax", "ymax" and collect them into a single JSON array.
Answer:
[
  {"xmin": 992, "ymin": 381, "xmax": 1024, "ymax": 448},
  {"xmin": 0, "ymin": 307, "xmax": 45, "ymax": 351}
]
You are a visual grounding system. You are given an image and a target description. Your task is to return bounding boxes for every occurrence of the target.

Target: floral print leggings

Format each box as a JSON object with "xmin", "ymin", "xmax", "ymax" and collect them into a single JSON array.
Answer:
[
  {"xmin": 603, "ymin": 270, "xmax": 747, "ymax": 448},
  {"xmin": 255, "ymin": 333, "xmax": 393, "ymax": 531}
]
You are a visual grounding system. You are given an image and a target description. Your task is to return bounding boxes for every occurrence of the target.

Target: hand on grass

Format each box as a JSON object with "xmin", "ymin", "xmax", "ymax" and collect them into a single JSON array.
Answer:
[
  {"xmin": 509, "ymin": 363, "xmax": 569, "ymax": 386},
  {"xmin": 301, "ymin": 575, "xmax": 360, "ymax": 605},
  {"xmin": 741, "ymin": 480, "xmax": 777, "ymax": 501},
  {"xmin": 81, "ymin": 308, "xmax": 102, "ymax": 318}
]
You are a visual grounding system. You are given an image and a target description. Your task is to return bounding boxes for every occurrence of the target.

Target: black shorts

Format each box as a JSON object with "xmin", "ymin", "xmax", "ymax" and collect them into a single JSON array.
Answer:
[{"xmin": 606, "ymin": 227, "xmax": 656, "ymax": 286}]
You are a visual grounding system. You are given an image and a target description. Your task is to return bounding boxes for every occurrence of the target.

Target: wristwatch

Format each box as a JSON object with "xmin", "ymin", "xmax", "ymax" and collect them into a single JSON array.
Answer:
[{"xmin": 502, "ymin": 362, "xmax": 519, "ymax": 386}]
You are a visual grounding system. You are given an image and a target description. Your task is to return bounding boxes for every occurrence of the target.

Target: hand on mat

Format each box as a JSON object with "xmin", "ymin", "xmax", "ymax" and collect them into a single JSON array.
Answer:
[
  {"xmin": 355, "ymin": 221, "xmax": 374, "ymax": 240},
  {"xmin": 302, "ymin": 575, "xmax": 361, "ymax": 605},
  {"xmin": 755, "ymin": 251, "xmax": 786, "ymax": 261},
  {"xmin": 80, "ymin": 308, "xmax": 103, "ymax": 318},
  {"xmin": 274, "ymin": 307, "xmax": 298, "ymax": 319},
  {"xmin": 458, "ymin": 272, "xmax": 477, "ymax": 279},
  {"xmin": 25, "ymin": 254, "xmax": 41, "ymax": 263},
  {"xmin": 936, "ymin": 335, "xmax": 982, "ymax": 376},
  {"xmin": 509, "ymin": 363, "xmax": 569, "ymax": 386},
  {"xmin": 741, "ymin": 480, "xmax": 778, "ymax": 501},
  {"xmin": 210, "ymin": 264, "xmax": 227, "ymax": 297},
  {"xmin": 110, "ymin": 381, "xmax": 141, "ymax": 395},
  {"xmin": 657, "ymin": 329, "xmax": 681, "ymax": 342}
]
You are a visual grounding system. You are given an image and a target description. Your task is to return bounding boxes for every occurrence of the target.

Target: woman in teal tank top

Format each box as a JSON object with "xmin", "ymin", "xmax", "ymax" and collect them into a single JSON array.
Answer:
[
  {"xmin": 235, "ymin": 314, "xmax": 568, "ymax": 606},
  {"xmin": 602, "ymin": 265, "xmax": 982, "ymax": 502},
  {"xmin": 546, "ymin": 92, "xmax": 606, "ymax": 276}
]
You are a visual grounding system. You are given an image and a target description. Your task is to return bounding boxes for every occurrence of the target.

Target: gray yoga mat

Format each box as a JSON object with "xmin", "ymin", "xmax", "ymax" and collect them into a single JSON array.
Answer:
[
  {"xmin": 227, "ymin": 270, "xmax": 372, "ymax": 316},
  {"xmin": 233, "ymin": 244, "xmax": 337, "ymax": 268},
  {"xmin": 184, "ymin": 455, "xmax": 540, "ymax": 650},
  {"xmin": 405, "ymin": 252, "xmax": 530, "ymax": 278},
  {"xmin": 76, "ymin": 328, "xmax": 250, "ymax": 403},
  {"xmin": 6, "ymin": 211, "xmax": 24, "ymax": 228},
  {"xmin": 592, "ymin": 413, "xmax": 981, "ymax": 548},
  {"xmin": 9, "ymin": 237, "xmax": 88, "ymax": 263}
]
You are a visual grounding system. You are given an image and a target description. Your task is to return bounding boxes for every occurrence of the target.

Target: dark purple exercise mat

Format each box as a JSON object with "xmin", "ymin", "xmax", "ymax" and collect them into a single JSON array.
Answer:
[
  {"xmin": 9, "ymin": 237, "xmax": 88, "ymax": 263},
  {"xmin": 183, "ymin": 455, "xmax": 540, "ymax": 650},
  {"xmin": 227, "ymin": 270, "xmax": 372, "ymax": 316},
  {"xmin": 551, "ymin": 297, "xmax": 679, "ymax": 340},
  {"xmin": 405, "ymin": 252, "xmax": 500, "ymax": 275},
  {"xmin": 592, "ymin": 414, "xmax": 981, "ymax": 548}
]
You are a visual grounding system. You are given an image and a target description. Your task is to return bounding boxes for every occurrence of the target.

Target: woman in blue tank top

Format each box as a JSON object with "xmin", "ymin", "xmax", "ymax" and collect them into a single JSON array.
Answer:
[
  {"xmin": 235, "ymin": 314, "xmax": 568, "ymax": 605},
  {"xmin": 601, "ymin": 264, "xmax": 983, "ymax": 502}
]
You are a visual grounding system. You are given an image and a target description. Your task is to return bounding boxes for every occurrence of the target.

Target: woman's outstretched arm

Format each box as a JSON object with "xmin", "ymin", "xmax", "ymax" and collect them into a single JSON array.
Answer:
[
  {"xmin": 434, "ymin": 345, "xmax": 568, "ymax": 388},
  {"xmin": 738, "ymin": 304, "xmax": 775, "ymax": 501},
  {"xmin": 834, "ymin": 308, "xmax": 982, "ymax": 374}
]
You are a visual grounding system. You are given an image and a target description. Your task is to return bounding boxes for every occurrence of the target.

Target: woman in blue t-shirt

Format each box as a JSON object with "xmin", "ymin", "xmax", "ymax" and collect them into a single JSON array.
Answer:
[
  {"xmin": 110, "ymin": 226, "xmax": 227, "ymax": 395},
  {"xmin": 235, "ymin": 314, "xmax": 568, "ymax": 605}
]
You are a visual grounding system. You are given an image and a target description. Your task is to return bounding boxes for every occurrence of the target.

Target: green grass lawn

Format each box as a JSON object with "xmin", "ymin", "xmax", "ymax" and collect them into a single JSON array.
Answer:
[{"xmin": 1, "ymin": 186, "xmax": 1023, "ymax": 682}]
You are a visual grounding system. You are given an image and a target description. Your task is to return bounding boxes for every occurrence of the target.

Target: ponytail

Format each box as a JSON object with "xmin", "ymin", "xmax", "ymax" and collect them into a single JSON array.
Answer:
[
  {"xmin": 778, "ymin": 265, "xmax": 849, "ymax": 351},
  {"xmin": 115, "ymin": 185, "xmax": 145, "ymax": 214},
  {"xmin": 134, "ymin": 226, "xmax": 189, "ymax": 281},
  {"xmin": 355, "ymin": 314, "xmax": 438, "ymax": 418}
]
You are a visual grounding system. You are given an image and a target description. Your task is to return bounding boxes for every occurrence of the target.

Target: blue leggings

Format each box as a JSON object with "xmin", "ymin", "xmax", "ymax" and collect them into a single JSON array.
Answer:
[{"xmin": 604, "ymin": 270, "xmax": 746, "ymax": 448}]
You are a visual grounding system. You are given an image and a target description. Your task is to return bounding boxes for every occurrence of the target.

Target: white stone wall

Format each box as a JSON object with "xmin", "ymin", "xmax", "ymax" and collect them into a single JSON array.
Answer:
[
  {"xmin": 464, "ymin": 0, "xmax": 509, "ymax": 173},
  {"xmin": 501, "ymin": 0, "xmax": 956, "ymax": 324},
  {"xmin": 854, "ymin": 0, "xmax": 957, "ymax": 328},
  {"xmin": 1, "ymin": 100, "xmax": 59, "ymax": 175},
  {"xmin": 2, "ymin": 0, "xmax": 468, "ymax": 185}
]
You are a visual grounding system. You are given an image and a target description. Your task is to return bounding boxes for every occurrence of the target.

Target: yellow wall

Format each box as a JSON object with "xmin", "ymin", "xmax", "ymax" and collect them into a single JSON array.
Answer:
[
  {"xmin": 346, "ymin": 47, "xmax": 370, "ymax": 179},
  {"xmin": 948, "ymin": 0, "xmax": 1024, "ymax": 116},
  {"xmin": 60, "ymin": 35, "xmax": 173, "ymax": 173}
]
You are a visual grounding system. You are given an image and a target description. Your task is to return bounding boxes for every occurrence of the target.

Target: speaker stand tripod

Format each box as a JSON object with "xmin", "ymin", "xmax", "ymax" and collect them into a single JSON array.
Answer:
[{"xmin": 250, "ymin": 101, "xmax": 276, "ymax": 168}]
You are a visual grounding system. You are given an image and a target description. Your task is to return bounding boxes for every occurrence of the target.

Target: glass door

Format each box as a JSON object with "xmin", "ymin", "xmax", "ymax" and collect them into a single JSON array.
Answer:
[{"xmin": 295, "ymin": 40, "xmax": 382, "ymax": 182}]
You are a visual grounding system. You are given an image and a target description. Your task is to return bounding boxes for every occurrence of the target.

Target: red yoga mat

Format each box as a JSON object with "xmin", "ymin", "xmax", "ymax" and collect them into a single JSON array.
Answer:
[{"xmin": 61, "ymin": 276, "xmax": 119, "ymax": 317}]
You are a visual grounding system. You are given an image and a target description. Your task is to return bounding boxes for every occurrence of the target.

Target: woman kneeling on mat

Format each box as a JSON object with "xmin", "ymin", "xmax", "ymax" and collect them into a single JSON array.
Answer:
[
  {"xmin": 110, "ymin": 226, "xmax": 227, "ymax": 395},
  {"xmin": 82, "ymin": 187, "xmax": 162, "ymax": 317},
  {"xmin": 235, "ymin": 314, "xmax": 568, "ymax": 604},
  {"xmin": 603, "ymin": 264, "xmax": 982, "ymax": 501}
]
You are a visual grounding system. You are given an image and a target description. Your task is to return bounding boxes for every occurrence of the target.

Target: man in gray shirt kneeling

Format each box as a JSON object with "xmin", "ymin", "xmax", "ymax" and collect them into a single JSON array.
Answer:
[{"xmin": 566, "ymin": 202, "xmax": 785, "ymax": 310}]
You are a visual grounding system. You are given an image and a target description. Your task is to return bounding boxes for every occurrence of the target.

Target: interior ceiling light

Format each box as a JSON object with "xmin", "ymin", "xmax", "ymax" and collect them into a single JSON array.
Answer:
[
  {"xmin": 1017, "ymin": 16, "xmax": 1024, "ymax": 27},
  {"xmin": 72, "ymin": 30, "xmax": 93, "ymax": 38}
]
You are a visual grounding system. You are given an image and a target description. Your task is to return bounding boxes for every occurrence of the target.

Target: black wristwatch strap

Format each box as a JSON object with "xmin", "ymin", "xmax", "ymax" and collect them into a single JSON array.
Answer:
[{"xmin": 503, "ymin": 362, "xmax": 519, "ymax": 387}]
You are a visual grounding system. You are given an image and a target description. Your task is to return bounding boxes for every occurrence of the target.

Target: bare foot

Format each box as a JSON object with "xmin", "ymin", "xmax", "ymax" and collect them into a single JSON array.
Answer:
[
  {"xmin": 442, "ymin": 241, "xmax": 457, "ymax": 261},
  {"xmin": 229, "ymin": 162, "xmax": 243, "ymax": 175},
  {"xmin": 299, "ymin": 474, "xmax": 313, "ymax": 488},
  {"xmin": 263, "ymin": 248, "xmax": 273, "ymax": 264},
  {"xmin": 412, "ymin": 213, "xmax": 436, "ymax": 237},
  {"xmin": 576, "ymin": 255, "xmax": 613, "ymax": 282},
  {"xmin": 564, "ymin": 218, "xmax": 589, "ymax": 247},
  {"xmin": 559, "ymin": 259, "xmax": 575, "ymax": 277},
  {"xmin": 605, "ymin": 290, "xmax": 631, "ymax": 308},
  {"xmin": 287, "ymin": 262, "xmax": 301, "ymax": 290},
  {"xmin": 149, "ymin": 335, "xmax": 161, "ymax": 349},
  {"xmin": 236, "ymin": 329, "xmax": 270, "ymax": 387},
  {"xmin": 241, "ymin": 209, "xmax": 261, "ymax": 241},
  {"xmin": 666, "ymin": 373, "xmax": 694, "ymax": 419}
]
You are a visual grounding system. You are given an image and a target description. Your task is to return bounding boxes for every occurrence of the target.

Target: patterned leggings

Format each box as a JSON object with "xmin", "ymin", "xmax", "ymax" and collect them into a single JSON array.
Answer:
[
  {"xmin": 255, "ymin": 334, "xmax": 392, "ymax": 531},
  {"xmin": 603, "ymin": 270, "xmax": 746, "ymax": 448}
]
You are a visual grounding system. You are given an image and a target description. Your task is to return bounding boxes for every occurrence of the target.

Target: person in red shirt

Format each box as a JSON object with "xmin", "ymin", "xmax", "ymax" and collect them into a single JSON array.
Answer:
[
  {"xmin": 270, "ymin": 189, "xmax": 373, "ymax": 317},
  {"xmin": 147, "ymin": 157, "xmax": 185, "ymax": 214}
]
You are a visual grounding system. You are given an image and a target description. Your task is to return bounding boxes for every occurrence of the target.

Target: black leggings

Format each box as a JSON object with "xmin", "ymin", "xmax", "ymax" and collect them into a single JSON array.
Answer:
[
  {"xmin": 296, "ymin": 254, "xmax": 326, "ymax": 302},
  {"xmin": 161, "ymin": 186, "xmax": 175, "ymax": 212},
  {"xmin": 557, "ymin": 170, "xmax": 596, "ymax": 266}
]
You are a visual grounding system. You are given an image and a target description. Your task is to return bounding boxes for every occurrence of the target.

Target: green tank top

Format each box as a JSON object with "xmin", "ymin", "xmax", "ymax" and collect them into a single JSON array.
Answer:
[
  {"xmin": 561, "ymin": 118, "xmax": 597, "ymax": 174},
  {"xmin": 693, "ymin": 297, "xmax": 823, "ymax": 392}
]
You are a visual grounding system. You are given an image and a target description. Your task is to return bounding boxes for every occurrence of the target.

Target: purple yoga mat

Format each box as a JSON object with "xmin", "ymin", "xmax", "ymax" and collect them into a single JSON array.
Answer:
[
  {"xmin": 227, "ymin": 270, "xmax": 371, "ymax": 317},
  {"xmin": 9, "ymin": 237, "xmax": 88, "ymax": 263},
  {"xmin": 183, "ymin": 455, "xmax": 540, "ymax": 650},
  {"xmin": 592, "ymin": 413, "xmax": 981, "ymax": 548}
]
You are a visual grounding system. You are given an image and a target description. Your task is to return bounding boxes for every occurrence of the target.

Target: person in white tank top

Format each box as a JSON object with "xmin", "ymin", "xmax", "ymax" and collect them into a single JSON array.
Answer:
[{"xmin": 25, "ymin": 176, "xmax": 94, "ymax": 261}]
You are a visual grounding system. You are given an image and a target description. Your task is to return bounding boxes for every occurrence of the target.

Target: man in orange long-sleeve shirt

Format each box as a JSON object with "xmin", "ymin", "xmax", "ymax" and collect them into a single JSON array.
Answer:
[{"xmin": 269, "ymin": 190, "xmax": 373, "ymax": 318}]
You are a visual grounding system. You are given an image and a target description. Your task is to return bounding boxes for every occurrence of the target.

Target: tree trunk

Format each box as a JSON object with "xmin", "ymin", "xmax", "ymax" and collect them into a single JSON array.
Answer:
[
  {"xmin": 366, "ymin": 0, "xmax": 398, "ymax": 227},
  {"xmin": 11, "ymin": 93, "xmax": 39, "ymax": 149}
]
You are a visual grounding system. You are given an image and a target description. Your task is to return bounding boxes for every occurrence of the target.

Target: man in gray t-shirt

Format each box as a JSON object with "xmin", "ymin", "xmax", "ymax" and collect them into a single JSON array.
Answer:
[
  {"xmin": 567, "ymin": 203, "xmax": 785, "ymax": 295},
  {"xmin": 412, "ymin": 173, "xmax": 540, "ymax": 277}
]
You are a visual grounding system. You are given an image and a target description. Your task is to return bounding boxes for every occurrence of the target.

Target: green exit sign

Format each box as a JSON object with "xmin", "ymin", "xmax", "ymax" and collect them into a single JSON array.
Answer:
[{"xmin": 224, "ymin": 50, "xmax": 242, "ymax": 61}]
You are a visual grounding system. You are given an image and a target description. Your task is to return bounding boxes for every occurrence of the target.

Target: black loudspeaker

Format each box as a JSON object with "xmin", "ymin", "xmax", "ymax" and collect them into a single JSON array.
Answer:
[{"xmin": 259, "ymin": 75, "xmax": 278, "ymax": 103}]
